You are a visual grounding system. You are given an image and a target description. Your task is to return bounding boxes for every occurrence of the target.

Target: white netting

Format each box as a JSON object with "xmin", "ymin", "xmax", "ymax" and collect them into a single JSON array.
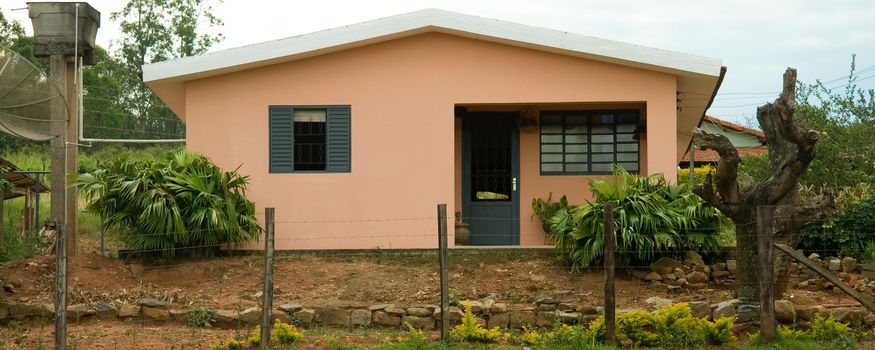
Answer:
[{"xmin": 0, "ymin": 46, "xmax": 67, "ymax": 141}]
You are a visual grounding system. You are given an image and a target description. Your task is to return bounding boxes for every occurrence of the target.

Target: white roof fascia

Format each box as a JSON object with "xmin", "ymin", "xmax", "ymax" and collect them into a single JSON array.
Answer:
[{"xmin": 142, "ymin": 8, "xmax": 722, "ymax": 83}]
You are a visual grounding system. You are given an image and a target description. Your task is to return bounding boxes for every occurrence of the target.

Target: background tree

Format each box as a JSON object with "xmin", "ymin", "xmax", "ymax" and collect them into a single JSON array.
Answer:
[
  {"xmin": 692, "ymin": 68, "xmax": 833, "ymax": 299},
  {"xmin": 110, "ymin": 0, "xmax": 224, "ymax": 140}
]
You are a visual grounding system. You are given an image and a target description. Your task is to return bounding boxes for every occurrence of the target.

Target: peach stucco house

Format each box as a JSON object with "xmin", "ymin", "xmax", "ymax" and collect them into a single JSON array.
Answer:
[{"xmin": 143, "ymin": 9, "xmax": 725, "ymax": 250}]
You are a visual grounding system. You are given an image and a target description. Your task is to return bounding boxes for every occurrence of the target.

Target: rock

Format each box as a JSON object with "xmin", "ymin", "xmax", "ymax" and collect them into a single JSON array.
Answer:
[
  {"xmin": 732, "ymin": 321, "xmax": 755, "ymax": 333},
  {"xmin": 491, "ymin": 303, "xmax": 508, "ymax": 314},
  {"xmin": 237, "ymin": 307, "xmax": 261, "ymax": 324},
  {"xmin": 482, "ymin": 299, "xmax": 496, "ymax": 313},
  {"xmin": 736, "ymin": 304, "xmax": 759, "ymax": 323},
  {"xmin": 712, "ymin": 300, "xmax": 739, "ymax": 320},
  {"xmin": 536, "ymin": 311, "xmax": 557, "ymax": 327},
  {"xmin": 272, "ymin": 310, "xmax": 293, "ymax": 324},
  {"xmin": 142, "ymin": 306, "xmax": 171, "ymax": 320},
  {"xmin": 211, "ymin": 310, "xmax": 236, "ymax": 328},
  {"xmin": 373, "ymin": 310, "xmax": 401, "ymax": 326},
  {"xmin": 644, "ymin": 271, "xmax": 663, "ymax": 281},
  {"xmin": 462, "ymin": 300, "xmax": 485, "ymax": 314},
  {"xmin": 294, "ymin": 309, "xmax": 315, "ymax": 324},
  {"xmin": 66, "ymin": 304, "xmax": 95, "ymax": 320},
  {"xmin": 726, "ymin": 260, "xmax": 737, "ymax": 271},
  {"xmin": 509, "ymin": 310, "xmax": 536, "ymax": 328},
  {"xmin": 578, "ymin": 305, "xmax": 598, "ymax": 315},
  {"xmin": 774, "ymin": 300, "xmax": 796, "ymax": 323},
  {"xmin": 829, "ymin": 307, "xmax": 865, "ymax": 326},
  {"xmin": 645, "ymin": 296, "xmax": 674, "ymax": 308},
  {"xmin": 688, "ymin": 302, "xmax": 711, "ymax": 320},
  {"xmin": 711, "ymin": 271, "xmax": 731, "ymax": 278},
  {"xmin": 536, "ymin": 298, "xmax": 561, "ymax": 305},
  {"xmin": 829, "ymin": 259, "xmax": 841, "ymax": 271},
  {"xmin": 537, "ymin": 304, "xmax": 556, "ymax": 312},
  {"xmin": 860, "ymin": 262, "xmax": 875, "ymax": 272},
  {"xmin": 8, "ymin": 303, "xmax": 53, "ymax": 319},
  {"xmin": 686, "ymin": 271, "xmax": 708, "ymax": 284},
  {"xmin": 631, "ymin": 269, "xmax": 649, "ymax": 280},
  {"xmin": 558, "ymin": 311, "xmax": 580, "ymax": 324},
  {"xmin": 351, "ymin": 309, "xmax": 371, "ymax": 327},
  {"xmin": 169, "ymin": 309, "xmax": 188, "ymax": 321},
  {"xmin": 368, "ymin": 304, "xmax": 393, "ymax": 311},
  {"xmin": 685, "ymin": 251, "xmax": 705, "ymax": 266},
  {"xmin": 488, "ymin": 312, "xmax": 511, "ymax": 329},
  {"xmin": 557, "ymin": 303, "xmax": 576, "ymax": 311},
  {"xmin": 279, "ymin": 303, "xmax": 303, "ymax": 314},
  {"xmin": 95, "ymin": 304, "xmax": 118, "ymax": 318},
  {"xmin": 664, "ymin": 278, "xmax": 683, "ymax": 286},
  {"xmin": 402, "ymin": 315, "xmax": 434, "ymax": 329},
  {"xmin": 841, "ymin": 257, "xmax": 857, "ymax": 273},
  {"xmin": 651, "ymin": 257, "xmax": 683, "ymax": 274},
  {"xmin": 315, "ymin": 307, "xmax": 350, "ymax": 327},
  {"xmin": 808, "ymin": 253, "xmax": 821, "ymax": 261},
  {"xmin": 384, "ymin": 306, "xmax": 406, "ymax": 316},
  {"xmin": 693, "ymin": 265, "xmax": 711, "ymax": 274},
  {"xmin": 118, "ymin": 304, "xmax": 140, "ymax": 318},
  {"xmin": 663, "ymin": 273, "xmax": 677, "ymax": 280},
  {"xmin": 138, "ymin": 298, "xmax": 166, "ymax": 308},
  {"xmin": 864, "ymin": 314, "xmax": 875, "ymax": 327},
  {"xmin": 407, "ymin": 307, "xmax": 431, "ymax": 317},
  {"xmin": 796, "ymin": 305, "xmax": 825, "ymax": 321},
  {"xmin": 686, "ymin": 282, "xmax": 707, "ymax": 290},
  {"xmin": 714, "ymin": 263, "xmax": 727, "ymax": 272}
]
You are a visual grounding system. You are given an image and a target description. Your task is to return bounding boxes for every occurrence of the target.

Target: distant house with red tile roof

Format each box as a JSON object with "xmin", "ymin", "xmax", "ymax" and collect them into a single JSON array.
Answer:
[{"xmin": 681, "ymin": 115, "xmax": 766, "ymax": 167}]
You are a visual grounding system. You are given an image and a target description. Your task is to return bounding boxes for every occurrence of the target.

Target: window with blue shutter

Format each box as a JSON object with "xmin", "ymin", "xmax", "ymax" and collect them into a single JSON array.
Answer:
[{"xmin": 269, "ymin": 105, "xmax": 351, "ymax": 173}]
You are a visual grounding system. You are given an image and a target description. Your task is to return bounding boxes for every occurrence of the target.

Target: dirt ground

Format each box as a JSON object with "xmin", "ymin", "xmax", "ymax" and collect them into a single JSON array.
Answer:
[{"xmin": 0, "ymin": 235, "xmax": 868, "ymax": 349}]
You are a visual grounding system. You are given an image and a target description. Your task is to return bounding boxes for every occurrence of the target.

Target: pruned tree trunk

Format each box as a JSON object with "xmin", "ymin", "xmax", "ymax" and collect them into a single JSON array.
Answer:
[{"xmin": 692, "ymin": 68, "xmax": 833, "ymax": 299}]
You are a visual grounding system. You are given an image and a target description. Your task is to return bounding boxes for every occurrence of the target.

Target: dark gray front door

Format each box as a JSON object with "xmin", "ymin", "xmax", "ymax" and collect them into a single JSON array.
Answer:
[{"xmin": 462, "ymin": 112, "xmax": 520, "ymax": 245}]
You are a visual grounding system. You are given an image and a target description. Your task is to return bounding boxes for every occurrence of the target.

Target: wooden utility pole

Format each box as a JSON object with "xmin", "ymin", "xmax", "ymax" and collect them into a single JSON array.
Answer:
[
  {"xmin": 260, "ymin": 208, "xmax": 275, "ymax": 350},
  {"xmin": 757, "ymin": 206, "xmax": 776, "ymax": 342},
  {"xmin": 603, "ymin": 203, "xmax": 616, "ymax": 346},
  {"xmin": 437, "ymin": 204, "xmax": 449, "ymax": 341}
]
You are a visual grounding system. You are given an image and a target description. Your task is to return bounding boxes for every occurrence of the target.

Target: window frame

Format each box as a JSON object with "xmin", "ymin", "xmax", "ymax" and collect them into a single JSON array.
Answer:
[
  {"xmin": 539, "ymin": 109, "xmax": 641, "ymax": 176},
  {"xmin": 268, "ymin": 105, "xmax": 351, "ymax": 174}
]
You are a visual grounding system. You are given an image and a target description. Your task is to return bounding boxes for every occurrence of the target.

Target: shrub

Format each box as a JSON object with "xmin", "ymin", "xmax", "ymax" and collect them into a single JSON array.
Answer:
[
  {"xmin": 801, "ymin": 186, "xmax": 875, "ymax": 261},
  {"xmin": 186, "ymin": 308, "xmax": 216, "ymax": 327},
  {"xmin": 450, "ymin": 303, "xmax": 501, "ymax": 343},
  {"xmin": 537, "ymin": 166, "xmax": 728, "ymax": 269},
  {"xmin": 212, "ymin": 338, "xmax": 245, "ymax": 350},
  {"xmin": 543, "ymin": 321, "xmax": 588, "ymax": 346},
  {"xmin": 587, "ymin": 304, "xmax": 736, "ymax": 348},
  {"xmin": 248, "ymin": 319, "xmax": 305, "ymax": 346},
  {"xmin": 677, "ymin": 165, "xmax": 715, "ymax": 188},
  {"xmin": 76, "ymin": 150, "xmax": 261, "ymax": 258},
  {"xmin": 617, "ymin": 310, "xmax": 658, "ymax": 346},
  {"xmin": 504, "ymin": 326, "xmax": 542, "ymax": 346},
  {"xmin": 809, "ymin": 315, "xmax": 855, "ymax": 347},
  {"xmin": 703, "ymin": 316, "xmax": 736, "ymax": 345}
]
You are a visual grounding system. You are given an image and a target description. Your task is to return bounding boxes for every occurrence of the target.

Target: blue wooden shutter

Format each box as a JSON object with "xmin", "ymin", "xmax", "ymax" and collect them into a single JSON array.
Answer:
[
  {"xmin": 326, "ymin": 106, "xmax": 351, "ymax": 172},
  {"xmin": 269, "ymin": 106, "xmax": 294, "ymax": 173}
]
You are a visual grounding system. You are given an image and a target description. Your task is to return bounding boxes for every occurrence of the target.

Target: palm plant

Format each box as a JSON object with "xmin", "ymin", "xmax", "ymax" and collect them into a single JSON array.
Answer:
[
  {"xmin": 76, "ymin": 150, "xmax": 261, "ymax": 258},
  {"xmin": 544, "ymin": 166, "xmax": 727, "ymax": 269}
]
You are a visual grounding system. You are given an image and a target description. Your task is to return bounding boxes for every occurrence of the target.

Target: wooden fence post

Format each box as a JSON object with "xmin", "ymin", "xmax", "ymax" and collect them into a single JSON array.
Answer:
[
  {"xmin": 757, "ymin": 206, "xmax": 776, "ymax": 342},
  {"xmin": 260, "ymin": 208, "xmax": 275, "ymax": 350},
  {"xmin": 437, "ymin": 204, "xmax": 449, "ymax": 341},
  {"xmin": 54, "ymin": 223, "xmax": 67, "ymax": 350},
  {"xmin": 603, "ymin": 203, "xmax": 616, "ymax": 346}
]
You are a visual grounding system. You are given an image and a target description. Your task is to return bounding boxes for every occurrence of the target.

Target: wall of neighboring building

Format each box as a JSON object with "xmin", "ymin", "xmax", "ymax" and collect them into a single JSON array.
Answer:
[
  {"xmin": 700, "ymin": 120, "xmax": 762, "ymax": 147},
  {"xmin": 185, "ymin": 32, "xmax": 677, "ymax": 249}
]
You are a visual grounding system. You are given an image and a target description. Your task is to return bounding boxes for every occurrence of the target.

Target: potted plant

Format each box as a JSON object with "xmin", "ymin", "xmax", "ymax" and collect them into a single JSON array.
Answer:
[{"xmin": 454, "ymin": 211, "xmax": 470, "ymax": 245}]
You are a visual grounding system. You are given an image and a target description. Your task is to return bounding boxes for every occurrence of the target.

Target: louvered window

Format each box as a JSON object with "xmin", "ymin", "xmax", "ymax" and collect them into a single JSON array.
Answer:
[
  {"xmin": 540, "ymin": 110, "xmax": 640, "ymax": 175},
  {"xmin": 269, "ymin": 105, "xmax": 351, "ymax": 173}
]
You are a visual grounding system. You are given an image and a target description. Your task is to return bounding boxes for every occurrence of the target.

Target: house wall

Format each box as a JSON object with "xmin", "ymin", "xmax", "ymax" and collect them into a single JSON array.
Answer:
[
  {"xmin": 701, "ymin": 120, "xmax": 762, "ymax": 147},
  {"xmin": 185, "ymin": 32, "xmax": 677, "ymax": 250}
]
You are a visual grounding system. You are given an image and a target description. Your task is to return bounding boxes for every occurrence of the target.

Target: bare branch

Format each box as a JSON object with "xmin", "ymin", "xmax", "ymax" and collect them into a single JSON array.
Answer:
[{"xmin": 692, "ymin": 128, "xmax": 741, "ymax": 206}]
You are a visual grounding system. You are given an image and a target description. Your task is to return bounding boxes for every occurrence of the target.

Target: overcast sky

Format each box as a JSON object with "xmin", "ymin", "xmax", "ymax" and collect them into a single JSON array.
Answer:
[{"xmin": 5, "ymin": 0, "xmax": 874, "ymax": 125}]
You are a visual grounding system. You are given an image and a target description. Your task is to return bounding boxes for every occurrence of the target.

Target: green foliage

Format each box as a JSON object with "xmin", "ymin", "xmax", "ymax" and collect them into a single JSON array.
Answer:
[
  {"xmin": 504, "ymin": 326, "xmax": 543, "ymax": 346},
  {"xmin": 450, "ymin": 303, "xmax": 501, "ymax": 343},
  {"xmin": 801, "ymin": 186, "xmax": 875, "ymax": 260},
  {"xmin": 543, "ymin": 320, "xmax": 591, "ymax": 346},
  {"xmin": 76, "ymin": 150, "xmax": 261, "ymax": 258},
  {"xmin": 677, "ymin": 165, "xmax": 715, "ymax": 188},
  {"xmin": 538, "ymin": 166, "xmax": 727, "ymax": 268},
  {"xmin": 387, "ymin": 321, "xmax": 429, "ymax": 345},
  {"xmin": 809, "ymin": 315, "xmax": 856, "ymax": 347},
  {"xmin": 587, "ymin": 304, "xmax": 735, "ymax": 348},
  {"xmin": 704, "ymin": 316, "xmax": 737, "ymax": 345},
  {"xmin": 273, "ymin": 319, "xmax": 305, "ymax": 344},
  {"xmin": 186, "ymin": 308, "xmax": 215, "ymax": 327},
  {"xmin": 212, "ymin": 338, "xmax": 245, "ymax": 350},
  {"xmin": 0, "ymin": 228, "xmax": 45, "ymax": 262},
  {"xmin": 531, "ymin": 193, "xmax": 569, "ymax": 233}
]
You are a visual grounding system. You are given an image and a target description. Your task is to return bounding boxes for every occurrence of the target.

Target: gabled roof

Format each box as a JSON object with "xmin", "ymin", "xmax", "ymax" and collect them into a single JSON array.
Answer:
[
  {"xmin": 143, "ymin": 8, "xmax": 724, "ymax": 121},
  {"xmin": 1, "ymin": 158, "xmax": 49, "ymax": 200},
  {"xmin": 703, "ymin": 115, "xmax": 765, "ymax": 139}
]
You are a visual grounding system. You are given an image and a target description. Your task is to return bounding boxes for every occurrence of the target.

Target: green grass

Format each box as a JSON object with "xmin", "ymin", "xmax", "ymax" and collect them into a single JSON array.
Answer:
[
  {"xmin": 734, "ymin": 338, "xmax": 825, "ymax": 350},
  {"xmin": 328, "ymin": 341, "xmax": 620, "ymax": 350}
]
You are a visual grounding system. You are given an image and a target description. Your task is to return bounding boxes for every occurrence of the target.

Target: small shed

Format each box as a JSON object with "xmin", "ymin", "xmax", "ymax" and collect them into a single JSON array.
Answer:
[{"xmin": 1, "ymin": 157, "xmax": 50, "ymax": 234}]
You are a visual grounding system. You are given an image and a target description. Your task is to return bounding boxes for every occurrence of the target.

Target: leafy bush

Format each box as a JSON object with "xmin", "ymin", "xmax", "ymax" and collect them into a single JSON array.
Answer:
[
  {"xmin": 450, "ymin": 303, "xmax": 501, "ymax": 343},
  {"xmin": 537, "ymin": 166, "xmax": 728, "ymax": 268},
  {"xmin": 248, "ymin": 319, "xmax": 305, "ymax": 346},
  {"xmin": 543, "ymin": 320, "xmax": 590, "ymax": 346},
  {"xmin": 186, "ymin": 308, "xmax": 216, "ymax": 327},
  {"xmin": 704, "ymin": 316, "xmax": 737, "ymax": 345},
  {"xmin": 809, "ymin": 315, "xmax": 855, "ymax": 347},
  {"xmin": 212, "ymin": 338, "xmax": 245, "ymax": 350},
  {"xmin": 504, "ymin": 326, "xmax": 543, "ymax": 346},
  {"xmin": 801, "ymin": 185, "xmax": 875, "ymax": 260},
  {"xmin": 77, "ymin": 150, "xmax": 261, "ymax": 258},
  {"xmin": 531, "ymin": 193, "xmax": 569, "ymax": 233},
  {"xmin": 588, "ymin": 303, "xmax": 735, "ymax": 348},
  {"xmin": 677, "ymin": 165, "xmax": 715, "ymax": 188}
]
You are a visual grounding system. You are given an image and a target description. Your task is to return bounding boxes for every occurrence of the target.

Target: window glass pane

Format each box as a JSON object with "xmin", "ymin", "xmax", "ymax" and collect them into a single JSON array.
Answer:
[
  {"xmin": 293, "ymin": 109, "xmax": 327, "ymax": 171},
  {"xmin": 617, "ymin": 143, "xmax": 638, "ymax": 152},
  {"xmin": 591, "ymin": 163, "xmax": 613, "ymax": 172},
  {"xmin": 591, "ymin": 126, "xmax": 613, "ymax": 134},
  {"xmin": 591, "ymin": 144, "xmax": 614, "ymax": 153},
  {"xmin": 618, "ymin": 162, "xmax": 639, "ymax": 172},
  {"xmin": 564, "ymin": 134, "xmax": 587, "ymax": 143},
  {"xmin": 566, "ymin": 163, "xmax": 588, "ymax": 172},
  {"xmin": 592, "ymin": 114, "xmax": 614, "ymax": 124},
  {"xmin": 540, "ymin": 113, "xmax": 561, "ymax": 125},
  {"xmin": 541, "ymin": 144, "xmax": 562, "ymax": 153},
  {"xmin": 542, "ymin": 154, "xmax": 563, "ymax": 162},
  {"xmin": 541, "ymin": 163, "xmax": 563, "ymax": 172},
  {"xmin": 592, "ymin": 154, "xmax": 614, "ymax": 162},
  {"xmin": 541, "ymin": 125, "xmax": 562, "ymax": 134},
  {"xmin": 565, "ymin": 125, "xmax": 587, "ymax": 134},
  {"xmin": 616, "ymin": 112, "xmax": 639, "ymax": 124},
  {"xmin": 591, "ymin": 134, "xmax": 614, "ymax": 143},
  {"xmin": 617, "ymin": 124, "xmax": 636, "ymax": 133},
  {"xmin": 293, "ymin": 109, "xmax": 327, "ymax": 122},
  {"xmin": 541, "ymin": 135, "xmax": 563, "ymax": 143},
  {"xmin": 566, "ymin": 144, "xmax": 588, "ymax": 153},
  {"xmin": 617, "ymin": 153, "xmax": 639, "ymax": 162},
  {"xmin": 617, "ymin": 133, "xmax": 636, "ymax": 142},
  {"xmin": 566, "ymin": 115, "xmax": 588, "ymax": 124},
  {"xmin": 565, "ymin": 154, "xmax": 588, "ymax": 162}
]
